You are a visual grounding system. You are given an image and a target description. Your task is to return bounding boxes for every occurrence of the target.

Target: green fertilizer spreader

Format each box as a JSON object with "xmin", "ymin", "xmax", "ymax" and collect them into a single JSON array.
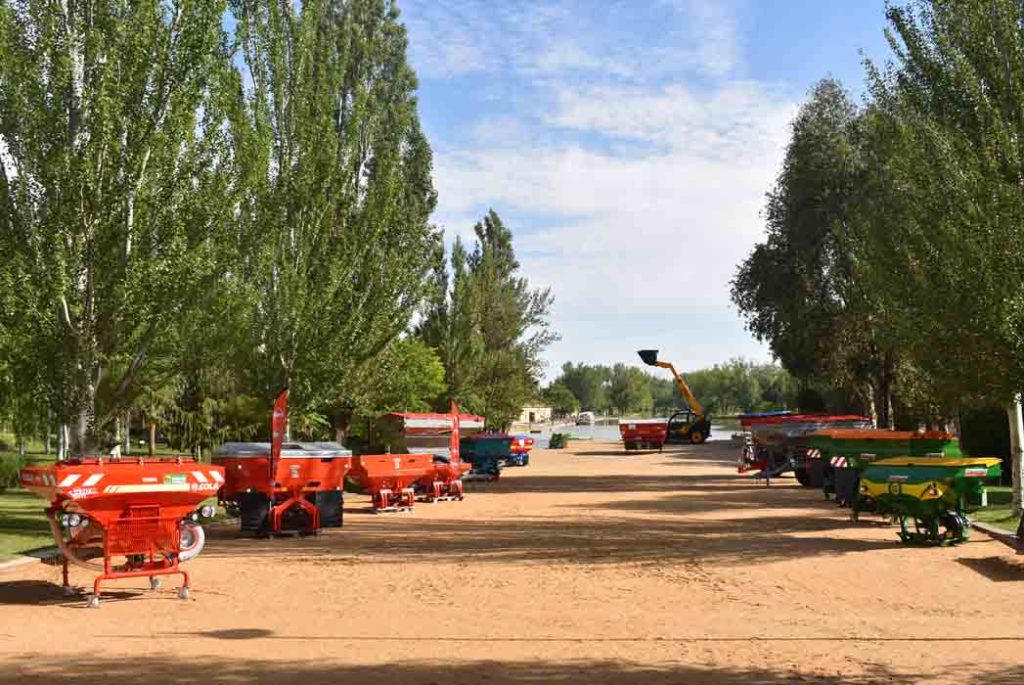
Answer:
[
  {"xmin": 859, "ymin": 456, "xmax": 1002, "ymax": 545},
  {"xmin": 805, "ymin": 430, "xmax": 961, "ymax": 507}
]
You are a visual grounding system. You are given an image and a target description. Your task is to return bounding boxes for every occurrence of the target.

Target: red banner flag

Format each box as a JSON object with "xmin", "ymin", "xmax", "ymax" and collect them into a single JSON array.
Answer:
[
  {"xmin": 270, "ymin": 387, "xmax": 289, "ymax": 488},
  {"xmin": 449, "ymin": 399, "xmax": 461, "ymax": 465}
]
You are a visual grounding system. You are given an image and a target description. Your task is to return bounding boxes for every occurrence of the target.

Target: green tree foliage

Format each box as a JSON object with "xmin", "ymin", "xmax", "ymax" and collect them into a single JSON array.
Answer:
[
  {"xmin": 356, "ymin": 337, "xmax": 446, "ymax": 415},
  {"xmin": 686, "ymin": 360, "xmax": 797, "ymax": 415},
  {"xmin": 609, "ymin": 364, "xmax": 653, "ymax": 415},
  {"xmin": 557, "ymin": 363, "xmax": 612, "ymax": 412},
  {"xmin": 418, "ymin": 210, "xmax": 556, "ymax": 429},
  {"xmin": 851, "ymin": 0, "xmax": 1024, "ymax": 408},
  {"xmin": 0, "ymin": 0, "xmax": 236, "ymax": 452},
  {"xmin": 551, "ymin": 359, "xmax": 795, "ymax": 416},
  {"xmin": 229, "ymin": 0, "xmax": 439, "ymax": 422},
  {"xmin": 732, "ymin": 79, "xmax": 902, "ymax": 426},
  {"xmin": 0, "ymin": 0, "xmax": 452, "ymax": 454},
  {"xmin": 542, "ymin": 382, "xmax": 579, "ymax": 416}
]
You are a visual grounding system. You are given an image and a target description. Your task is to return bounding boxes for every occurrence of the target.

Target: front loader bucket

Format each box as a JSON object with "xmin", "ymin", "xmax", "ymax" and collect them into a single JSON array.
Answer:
[{"xmin": 637, "ymin": 350, "xmax": 659, "ymax": 366}]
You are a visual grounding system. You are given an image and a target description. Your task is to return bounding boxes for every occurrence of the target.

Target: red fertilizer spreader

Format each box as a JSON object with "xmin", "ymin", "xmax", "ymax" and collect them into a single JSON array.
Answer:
[
  {"xmin": 213, "ymin": 442, "xmax": 352, "ymax": 535},
  {"xmin": 19, "ymin": 456, "xmax": 223, "ymax": 607},
  {"xmin": 349, "ymin": 452, "xmax": 437, "ymax": 512},
  {"xmin": 619, "ymin": 419, "xmax": 669, "ymax": 451}
]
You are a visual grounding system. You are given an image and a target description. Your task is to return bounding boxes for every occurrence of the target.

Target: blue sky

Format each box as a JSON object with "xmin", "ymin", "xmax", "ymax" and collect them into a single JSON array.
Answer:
[{"xmin": 398, "ymin": 0, "xmax": 892, "ymax": 380}]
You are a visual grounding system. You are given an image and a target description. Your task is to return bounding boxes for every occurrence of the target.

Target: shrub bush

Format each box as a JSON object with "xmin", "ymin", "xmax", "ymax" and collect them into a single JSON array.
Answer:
[
  {"xmin": 0, "ymin": 453, "xmax": 26, "ymax": 491},
  {"xmin": 548, "ymin": 433, "xmax": 569, "ymax": 449}
]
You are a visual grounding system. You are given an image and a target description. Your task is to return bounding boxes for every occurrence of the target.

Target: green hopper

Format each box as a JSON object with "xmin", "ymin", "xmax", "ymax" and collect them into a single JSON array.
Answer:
[
  {"xmin": 805, "ymin": 429, "xmax": 961, "ymax": 509},
  {"xmin": 859, "ymin": 456, "xmax": 1001, "ymax": 545}
]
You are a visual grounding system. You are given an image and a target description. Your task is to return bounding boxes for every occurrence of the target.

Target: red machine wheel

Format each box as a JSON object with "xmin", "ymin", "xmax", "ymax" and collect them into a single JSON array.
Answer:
[
  {"xmin": 178, "ymin": 522, "xmax": 206, "ymax": 562},
  {"xmin": 689, "ymin": 431, "xmax": 705, "ymax": 444}
]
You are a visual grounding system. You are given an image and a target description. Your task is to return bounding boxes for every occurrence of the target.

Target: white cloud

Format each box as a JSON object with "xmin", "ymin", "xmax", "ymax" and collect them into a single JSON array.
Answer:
[
  {"xmin": 430, "ymin": 81, "xmax": 796, "ymax": 378},
  {"xmin": 400, "ymin": 0, "xmax": 741, "ymax": 80},
  {"xmin": 401, "ymin": 0, "xmax": 794, "ymax": 378}
]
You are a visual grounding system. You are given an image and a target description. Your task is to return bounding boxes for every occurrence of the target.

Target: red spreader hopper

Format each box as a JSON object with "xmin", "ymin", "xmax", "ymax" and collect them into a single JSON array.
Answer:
[
  {"xmin": 19, "ymin": 456, "xmax": 223, "ymax": 607},
  {"xmin": 619, "ymin": 419, "xmax": 669, "ymax": 451},
  {"xmin": 416, "ymin": 400, "xmax": 471, "ymax": 502},
  {"xmin": 213, "ymin": 442, "xmax": 351, "ymax": 535},
  {"xmin": 349, "ymin": 452, "xmax": 436, "ymax": 512},
  {"xmin": 211, "ymin": 388, "xmax": 351, "ymax": 536}
]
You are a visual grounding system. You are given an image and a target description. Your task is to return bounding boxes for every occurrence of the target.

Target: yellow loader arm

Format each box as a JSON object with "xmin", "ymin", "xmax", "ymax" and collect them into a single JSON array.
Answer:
[{"xmin": 637, "ymin": 350, "xmax": 705, "ymax": 418}]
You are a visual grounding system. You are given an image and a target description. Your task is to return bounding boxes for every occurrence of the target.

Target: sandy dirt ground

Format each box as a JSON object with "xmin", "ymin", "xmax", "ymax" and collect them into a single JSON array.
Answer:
[{"xmin": 1, "ymin": 440, "xmax": 1023, "ymax": 684}]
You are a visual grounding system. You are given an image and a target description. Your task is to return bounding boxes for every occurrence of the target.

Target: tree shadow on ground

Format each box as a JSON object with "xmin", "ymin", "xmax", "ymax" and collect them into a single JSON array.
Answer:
[
  {"xmin": 1, "ymin": 653, "xmax": 990, "ymax": 685},
  {"xmin": 956, "ymin": 555, "xmax": 1024, "ymax": 582},
  {"xmin": 0, "ymin": 513, "xmax": 51, "ymax": 535},
  {"xmin": 201, "ymin": 506, "xmax": 896, "ymax": 567},
  {"xmin": 483, "ymin": 472, "xmax": 771, "ymax": 495}
]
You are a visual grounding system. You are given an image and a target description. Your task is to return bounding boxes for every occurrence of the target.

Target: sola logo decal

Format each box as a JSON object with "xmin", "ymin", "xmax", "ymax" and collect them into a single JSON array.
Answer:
[{"xmin": 69, "ymin": 487, "xmax": 98, "ymax": 499}]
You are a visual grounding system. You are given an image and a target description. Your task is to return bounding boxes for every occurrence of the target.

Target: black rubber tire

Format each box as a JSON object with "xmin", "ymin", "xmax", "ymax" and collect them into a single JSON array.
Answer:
[
  {"xmin": 794, "ymin": 467, "xmax": 812, "ymax": 487},
  {"xmin": 312, "ymin": 491, "xmax": 343, "ymax": 528},
  {"xmin": 238, "ymin": 492, "xmax": 270, "ymax": 534}
]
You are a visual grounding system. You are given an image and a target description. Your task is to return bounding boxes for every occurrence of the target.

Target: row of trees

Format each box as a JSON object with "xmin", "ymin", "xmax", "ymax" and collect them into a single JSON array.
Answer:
[
  {"xmin": 0, "ymin": 1, "xmax": 552, "ymax": 457},
  {"xmin": 545, "ymin": 359, "xmax": 796, "ymax": 417},
  {"xmin": 732, "ymin": 0, "xmax": 1024, "ymax": 507}
]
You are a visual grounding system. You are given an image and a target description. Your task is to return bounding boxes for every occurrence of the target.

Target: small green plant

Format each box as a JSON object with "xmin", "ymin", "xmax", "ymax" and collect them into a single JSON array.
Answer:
[
  {"xmin": 548, "ymin": 433, "xmax": 569, "ymax": 449},
  {"xmin": 0, "ymin": 454, "xmax": 26, "ymax": 492}
]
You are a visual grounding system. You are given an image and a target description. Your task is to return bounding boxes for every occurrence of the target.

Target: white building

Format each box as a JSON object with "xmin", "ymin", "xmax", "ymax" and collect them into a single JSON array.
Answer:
[{"xmin": 517, "ymin": 406, "xmax": 553, "ymax": 425}]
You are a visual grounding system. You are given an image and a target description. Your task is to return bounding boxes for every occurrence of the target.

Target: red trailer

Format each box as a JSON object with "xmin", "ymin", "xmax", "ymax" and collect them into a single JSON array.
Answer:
[
  {"xmin": 619, "ymin": 419, "xmax": 669, "ymax": 451},
  {"xmin": 213, "ymin": 442, "xmax": 352, "ymax": 534},
  {"xmin": 19, "ymin": 456, "xmax": 223, "ymax": 607},
  {"xmin": 375, "ymin": 411, "xmax": 484, "ymax": 453}
]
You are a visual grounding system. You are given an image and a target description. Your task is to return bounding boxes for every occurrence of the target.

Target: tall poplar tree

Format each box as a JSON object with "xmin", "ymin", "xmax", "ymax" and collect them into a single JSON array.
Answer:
[
  {"xmin": 419, "ymin": 210, "xmax": 556, "ymax": 428},
  {"xmin": 0, "ymin": 0, "xmax": 236, "ymax": 452},
  {"xmin": 228, "ymin": 0, "xmax": 439, "ymax": 424}
]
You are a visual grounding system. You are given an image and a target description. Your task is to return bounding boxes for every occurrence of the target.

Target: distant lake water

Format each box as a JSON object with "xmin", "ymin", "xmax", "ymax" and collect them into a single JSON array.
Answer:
[{"xmin": 523, "ymin": 417, "xmax": 741, "ymax": 448}]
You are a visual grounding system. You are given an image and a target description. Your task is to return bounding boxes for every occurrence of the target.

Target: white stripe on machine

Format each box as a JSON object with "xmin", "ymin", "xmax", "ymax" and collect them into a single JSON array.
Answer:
[{"xmin": 103, "ymin": 484, "xmax": 191, "ymax": 494}]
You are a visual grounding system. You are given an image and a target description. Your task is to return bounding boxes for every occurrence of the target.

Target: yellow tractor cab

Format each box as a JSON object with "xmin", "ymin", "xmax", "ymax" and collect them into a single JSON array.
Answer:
[{"xmin": 667, "ymin": 409, "xmax": 709, "ymax": 445}]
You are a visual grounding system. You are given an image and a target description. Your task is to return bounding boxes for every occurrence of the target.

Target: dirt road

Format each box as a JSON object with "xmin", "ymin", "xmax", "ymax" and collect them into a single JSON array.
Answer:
[{"xmin": 1, "ymin": 440, "xmax": 1022, "ymax": 684}]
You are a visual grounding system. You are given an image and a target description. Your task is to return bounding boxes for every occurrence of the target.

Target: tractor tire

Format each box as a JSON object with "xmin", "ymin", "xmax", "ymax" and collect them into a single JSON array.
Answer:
[
  {"xmin": 689, "ymin": 431, "xmax": 705, "ymax": 445},
  {"xmin": 238, "ymin": 492, "xmax": 270, "ymax": 534},
  {"xmin": 794, "ymin": 467, "xmax": 812, "ymax": 487}
]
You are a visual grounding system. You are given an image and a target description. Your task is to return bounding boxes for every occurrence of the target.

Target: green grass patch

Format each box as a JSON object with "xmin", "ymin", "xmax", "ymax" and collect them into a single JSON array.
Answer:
[
  {"xmin": 0, "ymin": 489, "xmax": 53, "ymax": 561},
  {"xmin": 970, "ymin": 486, "xmax": 1021, "ymax": 532}
]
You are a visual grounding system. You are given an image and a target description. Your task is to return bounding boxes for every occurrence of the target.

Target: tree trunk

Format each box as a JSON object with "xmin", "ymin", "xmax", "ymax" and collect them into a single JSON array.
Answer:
[
  {"xmin": 1008, "ymin": 398, "xmax": 1024, "ymax": 516},
  {"xmin": 148, "ymin": 421, "xmax": 156, "ymax": 457},
  {"xmin": 56, "ymin": 423, "xmax": 68, "ymax": 461},
  {"xmin": 123, "ymin": 411, "xmax": 130, "ymax": 455},
  {"xmin": 877, "ymin": 362, "xmax": 894, "ymax": 430},
  {"xmin": 863, "ymin": 385, "xmax": 878, "ymax": 427}
]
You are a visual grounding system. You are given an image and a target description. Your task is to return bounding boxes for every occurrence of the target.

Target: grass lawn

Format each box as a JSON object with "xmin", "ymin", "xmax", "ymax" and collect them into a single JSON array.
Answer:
[
  {"xmin": 0, "ymin": 488, "xmax": 53, "ymax": 561},
  {"xmin": 969, "ymin": 486, "xmax": 1021, "ymax": 533}
]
